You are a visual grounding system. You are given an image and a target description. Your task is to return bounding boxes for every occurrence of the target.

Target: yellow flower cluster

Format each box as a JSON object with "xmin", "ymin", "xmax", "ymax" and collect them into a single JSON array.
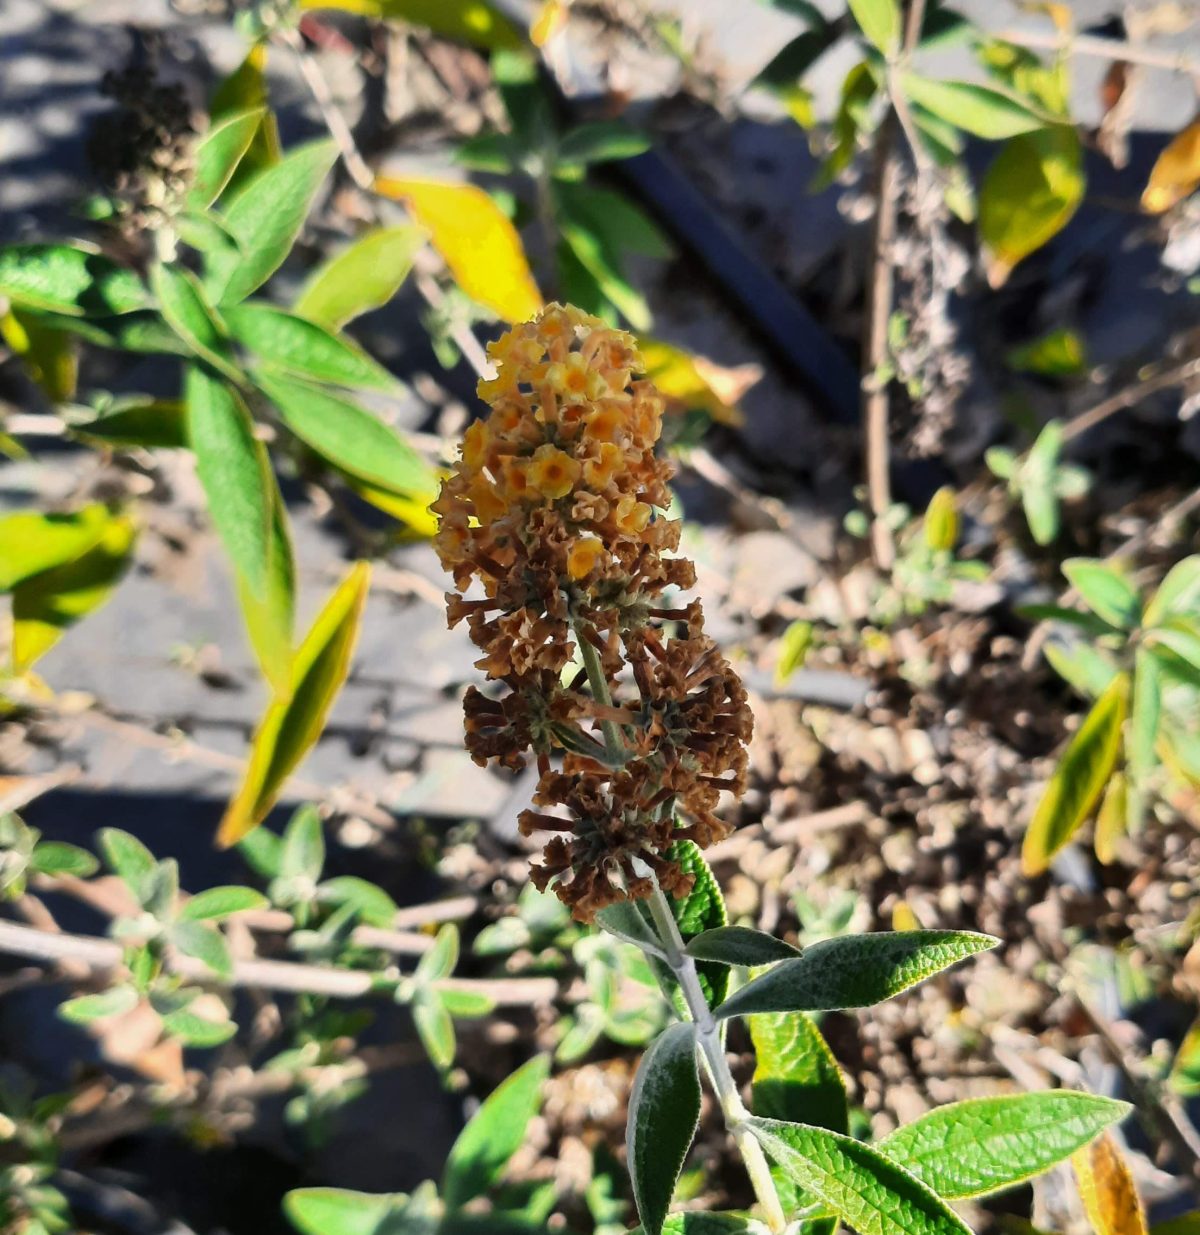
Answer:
[{"xmin": 435, "ymin": 305, "xmax": 750, "ymax": 920}]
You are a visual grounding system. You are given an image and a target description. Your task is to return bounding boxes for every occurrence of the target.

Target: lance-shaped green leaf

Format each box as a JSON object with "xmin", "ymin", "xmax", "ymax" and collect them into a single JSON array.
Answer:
[
  {"xmin": 151, "ymin": 264, "xmax": 242, "ymax": 384},
  {"xmin": 162, "ymin": 1005, "xmax": 237, "ymax": 1047},
  {"xmin": 879, "ymin": 1091, "xmax": 1129, "ymax": 1198},
  {"xmin": 225, "ymin": 302, "xmax": 397, "ymax": 391},
  {"xmin": 684, "ymin": 926, "xmax": 801, "ymax": 967},
  {"xmin": 210, "ymin": 43, "xmax": 280, "ymax": 191},
  {"xmin": 412, "ymin": 989, "xmax": 455, "ymax": 1070},
  {"xmin": 284, "ymin": 1187, "xmax": 407, "ymax": 1235},
  {"xmin": 848, "ymin": 0, "xmax": 900, "ymax": 55},
  {"xmin": 255, "ymin": 371, "xmax": 436, "ymax": 500},
  {"xmin": 1022, "ymin": 672, "xmax": 1128, "ymax": 876},
  {"xmin": 11, "ymin": 513, "xmax": 137, "ymax": 671},
  {"xmin": 294, "ymin": 225, "xmax": 425, "ymax": 331},
  {"xmin": 751, "ymin": 1010, "xmax": 847, "ymax": 1229},
  {"xmin": 69, "ymin": 399, "xmax": 188, "ymax": 449},
  {"xmin": 1062, "ymin": 559, "xmax": 1142, "ymax": 630},
  {"xmin": 171, "ymin": 920, "xmax": 233, "ymax": 979},
  {"xmin": 715, "ymin": 931, "xmax": 995, "ymax": 1020},
  {"xmin": 98, "ymin": 828, "xmax": 157, "ymax": 902},
  {"xmin": 0, "ymin": 245, "xmax": 148, "ymax": 317},
  {"xmin": 1127, "ymin": 648, "xmax": 1161, "ymax": 830},
  {"xmin": 182, "ymin": 367, "xmax": 270, "ymax": 583},
  {"xmin": 597, "ymin": 900, "xmax": 667, "ymax": 956},
  {"xmin": 443, "ymin": 1054, "xmax": 550, "ymax": 1211},
  {"xmin": 29, "ymin": 841, "xmax": 98, "ymax": 879},
  {"xmin": 179, "ymin": 885, "xmax": 268, "ymax": 922},
  {"xmin": 1144, "ymin": 556, "xmax": 1200, "ymax": 627},
  {"xmin": 750, "ymin": 1118, "xmax": 971, "ymax": 1235},
  {"xmin": 217, "ymin": 562, "xmax": 371, "ymax": 845},
  {"xmin": 627, "ymin": 1022, "xmax": 701, "ymax": 1235},
  {"xmin": 60, "ymin": 984, "xmax": 139, "ymax": 1024},
  {"xmin": 208, "ymin": 139, "xmax": 338, "ymax": 305},
  {"xmin": 0, "ymin": 504, "xmax": 112, "ymax": 591},
  {"xmin": 900, "ymin": 76, "xmax": 1049, "ymax": 140},
  {"xmin": 189, "ymin": 108, "xmax": 266, "ymax": 210}
]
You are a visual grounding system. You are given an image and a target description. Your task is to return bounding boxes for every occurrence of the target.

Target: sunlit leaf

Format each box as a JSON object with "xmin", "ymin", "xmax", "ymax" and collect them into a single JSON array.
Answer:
[
  {"xmin": 294, "ymin": 226, "xmax": 426, "ymax": 330},
  {"xmin": 0, "ymin": 504, "xmax": 112, "ymax": 592},
  {"xmin": 1143, "ymin": 556, "xmax": 1200, "ymax": 627},
  {"xmin": 284, "ymin": 1188, "xmax": 406, "ymax": 1235},
  {"xmin": 901, "ymin": 76, "xmax": 1048, "ymax": 139},
  {"xmin": 68, "ymin": 398, "xmax": 188, "ymax": 450},
  {"xmin": 749, "ymin": 1118, "xmax": 972, "ymax": 1235},
  {"xmin": 1022, "ymin": 672, "xmax": 1128, "ymax": 875},
  {"xmin": 1093, "ymin": 771, "xmax": 1128, "ymax": 866},
  {"xmin": 923, "ymin": 486, "xmax": 958, "ymax": 552},
  {"xmin": 775, "ymin": 620, "xmax": 814, "ymax": 685},
  {"xmin": 217, "ymin": 562, "xmax": 371, "ymax": 845},
  {"xmin": 684, "ymin": 926, "xmax": 801, "ymax": 966},
  {"xmin": 226, "ymin": 302, "xmax": 398, "ymax": 391},
  {"xmin": 1006, "ymin": 329, "xmax": 1086, "ymax": 377},
  {"xmin": 1169, "ymin": 1019, "xmax": 1200, "ymax": 1098},
  {"xmin": 979, "ymin": 126, "xmax": 1084, "ymax": 286},
  {"xmin": 207, "ymin": 139, "xmax": 338, "ymax": 305},
  {"xmin": 1142, "ymin": 119, "xmax": 1200, "ymax": 214},
  {"xmin": 716, "ymin": 931, "xmax": 995, "ymax": 1020},
  {"xmin": 301, "ymin": 0, "xmax": 524, "ymax": 49},
  {"xmin": 847, "ymin": 0, "xmax": 900, "ymax": 54},
  {"xmin": 373, "ymin": 177, "xmax": 541, "ymax": 323},
  {"xmin": 1062, "ymin": 559, "xmax": 1141, "ymax": 630},
  {"xmin": 880, "ymin": 1091, "xmax": 1128, "ymax": 1198},
  {"xmin": 60, "ymin": 985, "xmax": 139, "ymax": 1024},
  {"xmin": 210, "ymin": 43, "xmax": 281, "ymax": 191},
  {"xmin": 151, "ymin": 263, "xmax": 242, "ymax": 383},
  {"xmin": 0, "ymin": 245, "xmax": 147, "ymax": 317},
  {"xmin": 638, "ymin": 338, "xmax": 754, "ymax": 426},
  {"xmin": 255, "ymin": 372, "xmax": 436, "ymax": 500},
  {"xmin": 11, "ymin": 513, "xmax": 137, "ymax": 671},
  {"xmin": 443, "ymin": 1054, "xmax": 550, "ymax": 1210},
  {"xmin": 189, "ymin": 107, "xmax": 266, "ymax": 210},
  {"xmin": 1073, "ymin": 1134, "xmax": 1148, "ymax": 1235}
]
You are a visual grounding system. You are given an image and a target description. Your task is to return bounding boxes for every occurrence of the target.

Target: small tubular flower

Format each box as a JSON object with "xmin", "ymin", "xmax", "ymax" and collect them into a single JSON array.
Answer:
[{"xmin": 436, "ymin": 304, "xmax": 752, "ymax": 921}]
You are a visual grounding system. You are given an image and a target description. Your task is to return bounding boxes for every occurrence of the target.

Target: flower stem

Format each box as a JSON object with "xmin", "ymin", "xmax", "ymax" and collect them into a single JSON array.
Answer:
[
  {"xmin": 575, "ymin": 624, "xmax": 627, "ymax": 766},
  {"xmin": 645, "ymin": 886, "xmax": 788, "ymax": 1234}
]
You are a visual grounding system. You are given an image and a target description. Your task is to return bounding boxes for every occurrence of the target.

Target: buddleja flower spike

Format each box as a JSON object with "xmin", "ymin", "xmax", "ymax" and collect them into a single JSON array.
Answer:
[{"xmin": 435, "ymin": 304, "xmax": 753, "ymax": 920}]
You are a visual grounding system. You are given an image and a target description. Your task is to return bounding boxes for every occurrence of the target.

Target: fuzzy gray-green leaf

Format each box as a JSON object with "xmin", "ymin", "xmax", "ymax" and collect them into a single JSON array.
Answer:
[
  {"xmin": 628, "ymin": 1022, "xmax": 701, "ymax": 1235},
  {"xmin": 749, "ymin": 1118, "xmax": 972, "ymax": 1235},
  {"xmin": 685, "ymin": 926, "xmax": 801, "ymax": 967},
  {"xmin": 715, "ymin": 931, "xmax": 996, "ymax": 1020}
]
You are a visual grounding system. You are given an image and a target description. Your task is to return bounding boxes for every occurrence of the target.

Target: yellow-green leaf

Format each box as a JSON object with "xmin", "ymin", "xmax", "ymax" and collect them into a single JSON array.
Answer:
[
  {"xmin": 979, "ymin": 126, "xmax": 1084, "ymax": 287},
  {"xmin": 300, "ymin": 0, "xmax": 524, "ymax": 50},
  {"xmin": 1073, "ymin": 1134, "xmax": 1148, "ymax": 1235},
  {"xmin": 775, "ymin": 620, "xmax": 813, "ymax": 685},
  {"xmin": 1, "ymin": 308, "xmax": 77, "ymax": 401},
  {"xmin": 1093, "ymin": 771, "xmax": 1127, "ymax": 866},
  {"xmin": 210, "ymin": 44, "xmax": 281, "ymax": 191},
  {"xmin": 373, "ymin": 177, "xmax": 541, "ymax": 323},
  {"xmin": 0, "ymin": 504, "xmax": 112, "ymax": 592},
  {"xmin": 1022, "ymin": 672, "xmax": 1128, "ymax": 876},
  {"xmin": 11, "ymin": 514, "xmax": 137, "ymax": 671},
  {"xmin": 923, "ymin": 486, "xmax": 959, "ymax": 552},
  {"xmin": 294, "ymin": 226, "xmax": 426, "ymax": 331},
  {"xmin": 217, "ymin": 562, "xmax": 371, "ymax": 845},
  {"xmin": 848, "ymin": 0, "xmax": 900, "ymax": 55},
  {"xmin": 1141, "ymin": 118, "xmax": 1200, "ymax": 215},
  {"xmin": 901, "ymin": 76, "xmax": 1049, "ymax": 140}
]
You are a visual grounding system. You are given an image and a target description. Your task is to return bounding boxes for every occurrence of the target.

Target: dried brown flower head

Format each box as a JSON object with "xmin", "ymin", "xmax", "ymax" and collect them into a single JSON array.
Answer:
[{"xmin": 436, "ymin": 304, "xmax": 752, "ymax": 920}]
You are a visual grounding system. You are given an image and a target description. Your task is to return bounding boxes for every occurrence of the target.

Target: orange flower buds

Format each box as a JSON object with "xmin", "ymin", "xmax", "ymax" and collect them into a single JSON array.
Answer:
[{"xmin": 435, "ymin": 304, "xmax": 751, "ymax": 920}]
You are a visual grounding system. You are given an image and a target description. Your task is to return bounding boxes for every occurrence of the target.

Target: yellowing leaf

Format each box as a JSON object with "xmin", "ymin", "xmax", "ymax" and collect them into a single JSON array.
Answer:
[
  {"xmin": 980, "ymin": 125, "xmax": 1084, "ymax": 287},
  {"xmin": 530, "ymin": 0, "xmax": 566, "ymax": 46},
  {"xmin": 11, "ymin": 514, "xmax": 137, "ymax": 672},
  {"xmin": 923, "ymin": 486, "xmax": 959, "ymax": 552},
  {"xmin": 218, "ymin": 563, "xmax": 371, "ymax": 846},
  {"xmin": 1094, "ymin": 770, "xmax": 1128, "ymax": 865},
  {"xmin": 301, "ymin": 0, "xmax": 524, "ymax": 50},
  {"xmin": 1, "ymin": 308, "xmax": 77, "ymax": 401},
  {"xmin": 1073, "ymin": 1134, "xmax": 1148, "ymax": 1235},
  {"xmin": 775, "ymin": 620, "xmax": 813, "ymax": 685},
  {"xmin": 0, "ymin": 504, "xmax": 112, "ymax": 592},
  {"xmin": 373, "ymin": 177, "xmax": 541, "ymax": 323},
  {"xmin": 638, "ymin": 338, "xmax": 756, "ymax": 426},
  {"xmin": 1141, "ymin": 118, "xmax": 1200, "ymax": 214},
  {"xmin": 347, "ymin": 477, "xmax": 439, "ymax": 538},
  {"xmin": 891, "ymin": 900, "xmax": 923, "ymax": 931},
  {"xmin": 1023, "ymin": 673, "xmax": 1128, "ymax": 876}
]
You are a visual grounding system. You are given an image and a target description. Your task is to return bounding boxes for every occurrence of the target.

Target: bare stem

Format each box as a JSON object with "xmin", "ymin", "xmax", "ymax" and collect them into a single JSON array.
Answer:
[
  {"xmin": 576, "ymin": 622, "xmax": 628, "ymax": 765},
  {"xmin": 995, "ymin": 27, "xmax": 1200, "ymax": 76},
  {"xmin": 644, "ymin": 886, "xmax": 788, "ymax": 1234},
  {"xmin": 0, "ymin": 918, "xmax": 554, "ymax": 1006}
]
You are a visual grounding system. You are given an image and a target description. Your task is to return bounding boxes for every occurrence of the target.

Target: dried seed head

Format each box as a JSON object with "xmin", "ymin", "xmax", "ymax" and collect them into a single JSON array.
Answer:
[{"xmin": 437, "ymin": 304, "xmax": 752, "ymax": 920}]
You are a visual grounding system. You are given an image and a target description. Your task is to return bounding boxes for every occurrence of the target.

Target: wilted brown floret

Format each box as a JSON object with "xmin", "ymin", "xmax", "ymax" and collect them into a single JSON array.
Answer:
[{"xmin": 436, "ymin": 304, "xmax": 752, "ymax": 920}]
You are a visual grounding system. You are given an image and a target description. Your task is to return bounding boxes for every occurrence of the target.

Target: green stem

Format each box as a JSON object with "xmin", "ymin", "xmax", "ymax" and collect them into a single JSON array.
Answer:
[
  {"xmin": 646, "ymin": 886, "xmax": 788, "ymax": 1234},
  {"xmin": 575, "ymin": 623, "xmax": 627, "ymax": 766}
]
